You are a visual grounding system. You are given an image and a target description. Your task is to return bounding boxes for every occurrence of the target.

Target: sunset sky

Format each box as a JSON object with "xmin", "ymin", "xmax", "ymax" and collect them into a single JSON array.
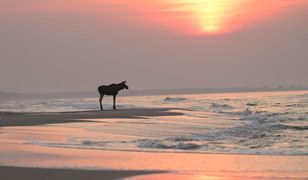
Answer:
[{"xmin": 0, "ymin": 0, "xmax": 308, "ymax": 92}]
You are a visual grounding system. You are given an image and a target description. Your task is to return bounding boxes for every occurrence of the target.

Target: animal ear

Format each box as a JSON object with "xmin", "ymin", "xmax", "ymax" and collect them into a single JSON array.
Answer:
[{"xmin": 123, "ymin": 80, "xmax": 127, "ymax": 83}]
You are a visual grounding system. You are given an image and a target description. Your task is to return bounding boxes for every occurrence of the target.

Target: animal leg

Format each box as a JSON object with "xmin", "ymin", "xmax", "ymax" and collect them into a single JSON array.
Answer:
[
  {"xmin": 113, "ymin": 95, "xmax": 116, "ymax": 110},
  {"xmin": 99, "ymin": 95, "xmax": 104, "ymax": 111}
]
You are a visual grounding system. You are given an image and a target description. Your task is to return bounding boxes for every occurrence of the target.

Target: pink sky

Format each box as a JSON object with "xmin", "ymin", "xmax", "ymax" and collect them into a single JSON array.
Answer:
[
  {"xmin": 0, "ymin": 0, "xmax": 308, "ymax": 92},
  {"xmin": 2, "ymin": 0, "xmax": 306, "ymax": 34}
]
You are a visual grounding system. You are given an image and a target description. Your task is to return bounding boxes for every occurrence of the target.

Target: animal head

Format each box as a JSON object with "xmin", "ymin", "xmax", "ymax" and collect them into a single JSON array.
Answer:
[{"xmin": 120, "ymin": 81, "xmax": 129, "ymax": 89}]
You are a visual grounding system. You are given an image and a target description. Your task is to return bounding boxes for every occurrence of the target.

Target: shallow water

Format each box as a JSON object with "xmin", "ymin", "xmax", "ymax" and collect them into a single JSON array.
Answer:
[{"xmin": 1, "ymin": 91, "xmax": 307, "ymax": 155}]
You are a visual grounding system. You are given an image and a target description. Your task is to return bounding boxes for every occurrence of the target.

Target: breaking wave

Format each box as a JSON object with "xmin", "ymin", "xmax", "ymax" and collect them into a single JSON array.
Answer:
[
  {"xmin": 163, "ymin": 97, "xmax": 187, "ymax": 102},
  {"xmin": 137, "ymin": 139, "xmax": 200, "ymax": 150},
  {"xmin": 211, "ymin": 103, "xmax": 233, "ymax": 109}
]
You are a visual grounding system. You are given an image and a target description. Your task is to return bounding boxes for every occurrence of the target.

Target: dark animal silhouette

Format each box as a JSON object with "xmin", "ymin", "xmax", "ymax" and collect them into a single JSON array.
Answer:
[{"xmin": 98, "ymin": 81, "xmax": 129, "ymax": 110}]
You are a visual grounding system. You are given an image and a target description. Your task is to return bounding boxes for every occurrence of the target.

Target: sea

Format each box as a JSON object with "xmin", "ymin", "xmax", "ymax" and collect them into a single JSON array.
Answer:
[{"xmin": 1, "ymin": 90, "xmax": 307, "ymax": 155}]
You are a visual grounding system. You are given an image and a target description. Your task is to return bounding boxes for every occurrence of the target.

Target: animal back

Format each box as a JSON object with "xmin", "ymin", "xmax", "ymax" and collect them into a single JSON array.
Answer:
[{"xmin": 98, "ymin": 84, "xmax": 118, "ymax": 95}]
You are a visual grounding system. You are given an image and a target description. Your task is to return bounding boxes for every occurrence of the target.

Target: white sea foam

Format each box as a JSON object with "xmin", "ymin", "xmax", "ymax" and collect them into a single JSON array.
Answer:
[
  {"xmin": 211, "ymin": 103, "xmax": 233, "ymax": 109},
  {"xmin": 137, "ymin": 139, "xmax": 200, "ymax": 150}
]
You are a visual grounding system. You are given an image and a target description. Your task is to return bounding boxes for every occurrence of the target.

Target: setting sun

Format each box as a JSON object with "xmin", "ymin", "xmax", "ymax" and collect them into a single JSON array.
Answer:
[{"xmin": 167, "ymin": 0, "xmax": 244, "ymax": 33}]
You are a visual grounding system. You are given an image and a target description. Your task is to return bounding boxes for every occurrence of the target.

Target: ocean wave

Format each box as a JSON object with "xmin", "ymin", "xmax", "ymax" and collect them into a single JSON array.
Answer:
[
  {"xmin": 36, "ymin": 101, "xmax": 49, "ymax": 105},
  {"xmin": 81, "ymin": 140, "xmax": 108, "ymax": 146},
  {"xmin": 167, "ymin": 137, "xmax": 197, "ymax": 142},
  {"xmin": 0, "ymin": 103, "xmax": 26, "ymax": 110},
  {"xmin": 270, "ymin": 124, "xmax": 308, "ymax": 131},
  {"xmin": 286, "ymin": 104, "xmax": 301, "ymax": 107},
  {"xmin": 163, "ymin": 97, "xmax": 187, "ymax": 102},
  {"xmin": 242, "ymin": 113, "xmax": 269, "ymax": 121},
  {"xmin": 221, "ymin": 108, "xmax": 291, "ymax": 123},
  {"xmin": 211, "ymin": 103, "xmax": 233, "ymax": 109},
  {"xmin": 137, "ymin": 139, "xmax": 200, "ymax": 150},
  {"xmin": 293, "ymin": 116, "xmax": 307, "ymax": 121},
  {"xmin": 221, "ymin": 108, "xmax": 253, "ymax": 116},
  {"xmin": 241, "ymin": 112, "xmax": 292, "ymax": 123},
  {"xmin": 246, "ymin": 102, "xmax": 258, "ymax": 106}
]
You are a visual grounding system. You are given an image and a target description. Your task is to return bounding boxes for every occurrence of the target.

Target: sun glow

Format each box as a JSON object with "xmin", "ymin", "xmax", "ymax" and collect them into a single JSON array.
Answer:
[
  {"xmin": 3, "ymin": 0, "xmax": 304, "ymax": 34},
  {"xmin": 161, "ymin": 0, "xmax": 303, "ymax": 34},
  {"xmin": 168, "ymin": 0, "xmax": 244, "ymax": 33},
  {"xmin": 127, "ymin": 0, "xmax": 304, "ymax": 34}
]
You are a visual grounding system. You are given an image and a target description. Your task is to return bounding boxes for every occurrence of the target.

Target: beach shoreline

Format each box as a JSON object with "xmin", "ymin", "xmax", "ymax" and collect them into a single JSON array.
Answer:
[{"xmin": 0, "ymin": 108, "xmax": 307, "ymax": 179}]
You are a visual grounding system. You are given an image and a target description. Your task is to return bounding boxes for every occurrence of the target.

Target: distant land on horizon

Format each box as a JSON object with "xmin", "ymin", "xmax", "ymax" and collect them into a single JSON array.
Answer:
[{"xmin": 1, "ymin": 86, "xmax": 307, "ymax": 100}]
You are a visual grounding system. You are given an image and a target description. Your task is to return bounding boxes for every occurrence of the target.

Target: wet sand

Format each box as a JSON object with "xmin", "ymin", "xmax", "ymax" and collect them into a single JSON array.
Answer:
[
  {"xmin": 1, "ymin": 143, "xmax": 307, "ymax": 180},
  {"xmin": 0, "ymin": 108, "xmax": 183, "ymax": 127},
  {"xmin": 0, "ymin": 109, "xmax": 307, "ymax": 179}
]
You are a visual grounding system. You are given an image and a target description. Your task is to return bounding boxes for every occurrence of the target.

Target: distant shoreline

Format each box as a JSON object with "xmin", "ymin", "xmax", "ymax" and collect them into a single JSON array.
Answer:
[{"xmin": 1, "ymin": 88, "xmax": 307, "ymax": 100}]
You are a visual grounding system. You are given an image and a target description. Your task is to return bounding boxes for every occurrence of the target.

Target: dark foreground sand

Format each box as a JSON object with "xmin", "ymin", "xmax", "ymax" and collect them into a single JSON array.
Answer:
[{"xmin": 0, "ymin": 166, "xmax": 164, "ymax": 180}]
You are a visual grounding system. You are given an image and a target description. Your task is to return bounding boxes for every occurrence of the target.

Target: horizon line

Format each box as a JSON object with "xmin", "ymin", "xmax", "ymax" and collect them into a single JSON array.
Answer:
[{"xmin": 1, "ymin": 86, "xmax": 307, "ymax": 95}]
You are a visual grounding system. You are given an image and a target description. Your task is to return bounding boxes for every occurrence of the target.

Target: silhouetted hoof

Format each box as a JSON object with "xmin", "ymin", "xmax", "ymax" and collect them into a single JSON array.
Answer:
[{"xmin": 113, "ymin": 108, "xmax": 117, "ymax": 110}]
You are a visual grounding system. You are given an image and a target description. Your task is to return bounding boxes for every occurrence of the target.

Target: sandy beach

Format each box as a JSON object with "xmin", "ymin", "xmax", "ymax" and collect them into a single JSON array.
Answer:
[
  {"xmin": 2, "ymin": 0, "xmax": 308, "ymax": 178},
  {"xmin": 0, "ymin": 108, "xmax": 307, "ymax": 179}
]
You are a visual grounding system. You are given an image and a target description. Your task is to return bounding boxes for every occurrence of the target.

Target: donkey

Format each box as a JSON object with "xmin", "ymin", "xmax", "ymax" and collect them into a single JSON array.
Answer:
[{"xmin": 98, "ymin": 81, "xmax": 129, "ymax": 110}]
